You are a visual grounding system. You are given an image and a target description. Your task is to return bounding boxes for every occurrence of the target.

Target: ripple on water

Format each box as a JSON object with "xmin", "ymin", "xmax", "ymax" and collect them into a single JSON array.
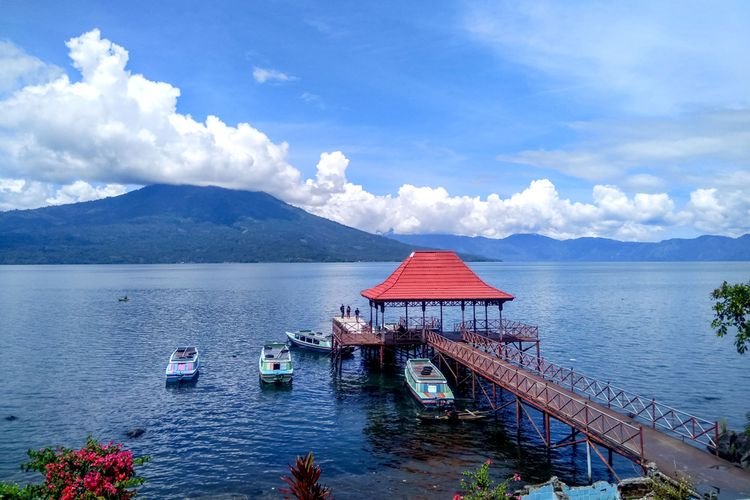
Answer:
[{"xmin": 2, "ymin": 262, "xmax": 749, "ymax": 498}]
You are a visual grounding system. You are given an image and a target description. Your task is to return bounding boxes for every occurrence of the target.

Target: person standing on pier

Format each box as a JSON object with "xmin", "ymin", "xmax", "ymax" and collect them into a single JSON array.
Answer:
[
  {"xmin": 355, "ymin": 307, "xmax": 360, "ymax": 323},
  {"xmin": 340, "ymin": 304, "xmax": 345, "ymax": 318},
  {"xmin": 346, "ymin": 305, "xmax": 351, "ymax": 318}
]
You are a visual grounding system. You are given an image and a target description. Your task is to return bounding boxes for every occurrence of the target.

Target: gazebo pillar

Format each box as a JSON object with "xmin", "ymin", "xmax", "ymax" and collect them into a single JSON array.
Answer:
[
  {"xmin": 405, "ymin": 302, "xmax": 409, "ymax": 329},
  {"xmin": 498, "ymin": 302, "xmax": 504, "ymax": 340},
  {"xmin": 461, "ymin": 301, "xmax": 465, "ymax": 328},
  {"xmin": 421, "ymin": 301, "xmax": 426, "ymax": 330},
  {"xmin": 439, "ymin": 302, "xmax": 443, "ymax": 332},
  {"xmin": 472, "ymin": 300, "xmax": 476, "ymax": 332},
  {"xmin": 484, "ymin": 300, "xmax": 490, "ymax": 336}
]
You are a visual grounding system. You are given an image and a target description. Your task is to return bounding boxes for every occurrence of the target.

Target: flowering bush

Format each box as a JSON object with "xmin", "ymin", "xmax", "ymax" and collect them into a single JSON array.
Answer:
[
  {"xmin": 456, "ymin": 459, "xmax": 521, "ymax": 500},
  {"xmin": 0, "ymin": 437, "xmax": 148, "ymax": 499}
]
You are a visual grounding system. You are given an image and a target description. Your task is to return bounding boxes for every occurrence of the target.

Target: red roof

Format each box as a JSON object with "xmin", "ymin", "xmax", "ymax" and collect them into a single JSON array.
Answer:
[{"xmin": 361, "ymin": 251, "xmax": 514, "ymax": 302}]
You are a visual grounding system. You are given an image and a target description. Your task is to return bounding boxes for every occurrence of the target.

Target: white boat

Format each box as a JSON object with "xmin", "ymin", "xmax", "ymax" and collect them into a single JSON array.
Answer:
[
  {"xmin": 165, "ymin": 346, "xmax": 200, "ymax": 382},
  {"xmin": 259, "ymin": 342, "xmax": 293, "ymax": 383},
  {"xmin": 285, "ymin": 330, "xmax": 333, "ymax": 352},
  {"xmin": 285, "ymin": 329, "xmax": 355, "ymax": 355},
  {"xmin": 404, "ymin": 358, "xmax": 454, "ymax": 407}
]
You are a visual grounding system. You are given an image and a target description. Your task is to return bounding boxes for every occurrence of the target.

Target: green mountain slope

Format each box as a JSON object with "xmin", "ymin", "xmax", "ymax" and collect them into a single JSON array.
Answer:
[{"xmin": 0, "ymin": 184, "xmax": 420, "ymax": 264}]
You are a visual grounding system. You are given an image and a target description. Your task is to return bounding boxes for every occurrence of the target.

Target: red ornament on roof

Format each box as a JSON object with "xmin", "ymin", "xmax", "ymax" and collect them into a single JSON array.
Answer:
[{"xmin": 361, "ymin": 251, "xmax": 514, "ymax": 302}]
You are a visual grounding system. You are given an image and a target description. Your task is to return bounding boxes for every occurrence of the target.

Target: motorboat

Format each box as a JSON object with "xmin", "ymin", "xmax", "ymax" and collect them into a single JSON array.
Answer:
[
  {"xmin": 285, "ymin": 329, "xmax": 333, "ymax": 352},
  {"xmin": 404, "ymin": 358, "xmax": 454, "ymax": 407},
  {"xmin": 165, "ymin": 346, "xmax": 200, "ymax": 382},
  {"xmin": 285, "ymin": 329, "xmax": 354, "ymax": 355},
  {"xmin": 259, "ymin": 342, "xmax": 293, "ymax": 384}
]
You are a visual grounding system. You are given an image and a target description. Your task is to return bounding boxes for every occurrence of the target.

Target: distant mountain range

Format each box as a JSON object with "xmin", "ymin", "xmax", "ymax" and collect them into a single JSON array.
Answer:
[
  {"xmin": 0, "ymin": 184, "xmax": 419, "ymax": 264},
  {"xmin": 1, "ymin": 184, "xmax": 747, "ymax": 264},
  {"xmin": 388, "ymin": 233, "xmax": 750, "ymax": 261}
]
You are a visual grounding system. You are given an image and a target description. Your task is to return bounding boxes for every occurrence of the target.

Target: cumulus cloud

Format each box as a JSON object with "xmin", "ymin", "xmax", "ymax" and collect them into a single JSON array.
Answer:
[
  {"xmin": 252, "ymin": 66, "xmax": 295, "ymax": 84},
  {"xmin": 0, "ymin": 29, "xmax": 748, "ymax": 241}
]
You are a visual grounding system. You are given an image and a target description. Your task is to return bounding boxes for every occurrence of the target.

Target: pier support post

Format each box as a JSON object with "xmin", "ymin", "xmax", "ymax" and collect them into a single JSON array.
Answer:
[
  {"xmin": 586, "ymin": 440, "xmax": 592, "ymax": 483},
  {"xmin": 379, "ymin": 346, "xmax": 384, "ymax": 368},
  {"xmin": 544, "ymin": 412, "xmax": 550, "ymax": 447}
]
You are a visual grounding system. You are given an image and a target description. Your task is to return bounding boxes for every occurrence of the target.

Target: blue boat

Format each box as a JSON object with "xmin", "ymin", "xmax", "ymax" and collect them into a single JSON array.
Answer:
[
  {"xmin": 165, "ymin": 346, "xmax": 200, "ymax": 383},
  {"xmin": 259, "ymin": 342, "xmax": 293, "ymax": 384}
]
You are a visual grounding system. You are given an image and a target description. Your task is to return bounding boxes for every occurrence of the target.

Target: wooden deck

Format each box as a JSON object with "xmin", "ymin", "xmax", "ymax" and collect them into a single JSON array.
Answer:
[
  {"xmin": 424, "ymin": 331, "xmax": 750, "ymax": 498},
  {"xmin": 332, "ymin": 317, "xmax": 423, "ymax": 347}
]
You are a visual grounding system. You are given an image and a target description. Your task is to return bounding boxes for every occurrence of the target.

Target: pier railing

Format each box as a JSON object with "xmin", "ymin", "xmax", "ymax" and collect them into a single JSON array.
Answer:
[
  {"xmin": 425, "ymin": 331, "xmax": 644, "ymax": 461},
  {"xmin": 454, "ymin": 319, "xmax": 539, "ymax": 341},
  {"xmin": 461, "ymin": 331, "xmax": 718, "ymax": 450},
  {"xmin": 399, "ymin": 316, "xmax": 441, "ymax": 331}
]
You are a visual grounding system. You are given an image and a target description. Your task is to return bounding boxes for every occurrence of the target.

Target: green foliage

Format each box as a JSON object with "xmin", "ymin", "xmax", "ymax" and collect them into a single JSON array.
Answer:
[
  {"xmin": 458, "ymin": 460, "xmax": 520, "ymax": 500},
  {"xmin": 280, "ymin": 451, "xmax": 331, "ymax": 500},
  {"xmin": 650, "ymin": 472, "xmax": 694, "ymax": 500},
  {"xmin": 711, "ymin": 280, "xmax": 750, "ymax": 354},
  {"xmin": 0, "ymin": 482, "xmax": 39, "ymax": 499},
  {"xmin": 0, "ymin": 436, "xmax": 149, "ymax": 499}
]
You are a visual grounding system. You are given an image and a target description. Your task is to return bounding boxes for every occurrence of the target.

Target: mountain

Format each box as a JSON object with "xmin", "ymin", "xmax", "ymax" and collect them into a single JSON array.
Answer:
[
  {"xmin": 388, "ymin": 233, "xmax": 750, "ymax": 261},
  {"xmin": 0, "ymin": 184, "xmax": 423, "ymax": 264}
]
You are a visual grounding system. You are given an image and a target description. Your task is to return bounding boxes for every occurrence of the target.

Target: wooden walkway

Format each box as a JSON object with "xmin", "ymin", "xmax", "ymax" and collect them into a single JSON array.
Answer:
[{"xmin": 424, "ymin": 331, "xmax": 750, "ymax": 498}]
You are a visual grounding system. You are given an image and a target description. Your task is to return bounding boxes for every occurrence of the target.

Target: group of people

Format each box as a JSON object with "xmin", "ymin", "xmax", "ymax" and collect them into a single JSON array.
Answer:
[{"xmin": 340, "ymin": 303, "xmax": 360, "ymax": 322}]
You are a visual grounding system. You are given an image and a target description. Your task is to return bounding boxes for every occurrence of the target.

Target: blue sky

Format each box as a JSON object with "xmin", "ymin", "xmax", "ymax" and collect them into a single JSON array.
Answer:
[{"xmin": 1, "ymin": 1, "xmax": 749, "ymax": 241}]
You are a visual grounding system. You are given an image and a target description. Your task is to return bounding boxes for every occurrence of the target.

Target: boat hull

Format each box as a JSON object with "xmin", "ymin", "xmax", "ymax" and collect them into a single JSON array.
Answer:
[
  {"xmin": 165, "ymin": 369, "xmax": 199, "ymax": 383},
  {"xmin": 259, "ymin": 372, "xmax": 294, "ymax": 384}
]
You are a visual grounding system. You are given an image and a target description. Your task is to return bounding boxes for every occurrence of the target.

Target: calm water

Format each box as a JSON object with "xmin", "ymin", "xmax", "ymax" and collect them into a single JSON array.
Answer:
[{"xmin": 1, "ymin": 262, "xmax": 749, "ymax": 498}]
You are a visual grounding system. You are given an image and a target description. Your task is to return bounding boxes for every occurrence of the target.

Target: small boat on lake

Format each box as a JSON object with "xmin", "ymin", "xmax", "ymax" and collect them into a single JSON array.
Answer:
[
  {"xmin": 259, "ymin": 342, "xmax": 293, "ymax": 384},
  {"xmin": 417, "ymin": 409, "xmax": 490, "ymax": 422},
  {"xmin": 285, "ymin": 329, "xmax": 333, "ymax": 352},
  {"xmin": 404, "ymin": 358, "xmax": 454, "ymax": 407},
  {"xmin": 165, "ymin": 346, "xmax": 200, "ymax": 383},
  {"xmin": 118, "ymin": 296, "xmax": 129, "ymax": 302},
  {"xmin": 285, "ymin": 329, "xmax": 355, "ymax": 355}
]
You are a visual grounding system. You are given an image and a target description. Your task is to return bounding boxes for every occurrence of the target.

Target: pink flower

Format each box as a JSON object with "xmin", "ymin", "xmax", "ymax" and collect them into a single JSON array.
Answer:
[
  {"xmin": 512, "ymin": 473, "xmax": 522, "ymax": 482},
  {"xmin": 453, "ymin": 495, "xmax": 463, "ymax": 500},
  {"xmin": 485, "ymin": 458, "xmax": 493, "ymax": 465}
]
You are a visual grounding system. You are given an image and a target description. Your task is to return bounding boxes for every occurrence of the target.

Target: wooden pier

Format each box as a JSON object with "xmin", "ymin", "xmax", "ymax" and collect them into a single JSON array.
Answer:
[{"xmin": 331, "ymin": 251, "xmax": 750, "ymax": 497}]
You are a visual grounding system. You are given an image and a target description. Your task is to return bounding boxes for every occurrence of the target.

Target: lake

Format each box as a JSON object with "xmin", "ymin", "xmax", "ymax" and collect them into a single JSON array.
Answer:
[{"xmin": 1, "ymin": 262, "xmax": 748, "ymax": 498}]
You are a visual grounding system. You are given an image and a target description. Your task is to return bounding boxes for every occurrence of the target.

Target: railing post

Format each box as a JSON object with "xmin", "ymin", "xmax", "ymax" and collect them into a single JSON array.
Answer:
[
  {"xmin": 585, "ymin": 402, "xmax": 589, "ymax": 429},
  {"xmin": 651, "ymin": 399, "xmax": 656, "ymax": 429},
  {"xmin": 640, "ymin": 427, "xmax": 645, "ymax": 465}
]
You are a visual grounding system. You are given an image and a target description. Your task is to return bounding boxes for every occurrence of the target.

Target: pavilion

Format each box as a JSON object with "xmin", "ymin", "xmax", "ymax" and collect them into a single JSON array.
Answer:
[{"xmin": 361, "ymin": 250, "xmax": 514, "ymax": 335}]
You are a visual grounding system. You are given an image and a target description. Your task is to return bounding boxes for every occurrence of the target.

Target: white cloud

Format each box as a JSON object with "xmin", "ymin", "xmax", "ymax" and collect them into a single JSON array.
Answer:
[
  {"xmin": 45, "ymin": 180, "xmax": 128, "ymax": 205},
  {"xmin": 464, "ymin": 2, "xmax": 750, "ymax": 114},
  {"xmin": 0, "ymin": 29, "xmax": 748, "ymax": 241},
  {"xmin": 499, "ymin": 110, "xmax": 750, "ymax": 187},
  {"xmin": 0, "ymin": 40, "xmax": 64, "ymax": 93},
  {"xmin": 300, "ymin": 91, "xmax": 324, "ymax": 109},
  {"xmin": 252, "ymin": 66, "xmax": 295, "ymax": 84}
]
